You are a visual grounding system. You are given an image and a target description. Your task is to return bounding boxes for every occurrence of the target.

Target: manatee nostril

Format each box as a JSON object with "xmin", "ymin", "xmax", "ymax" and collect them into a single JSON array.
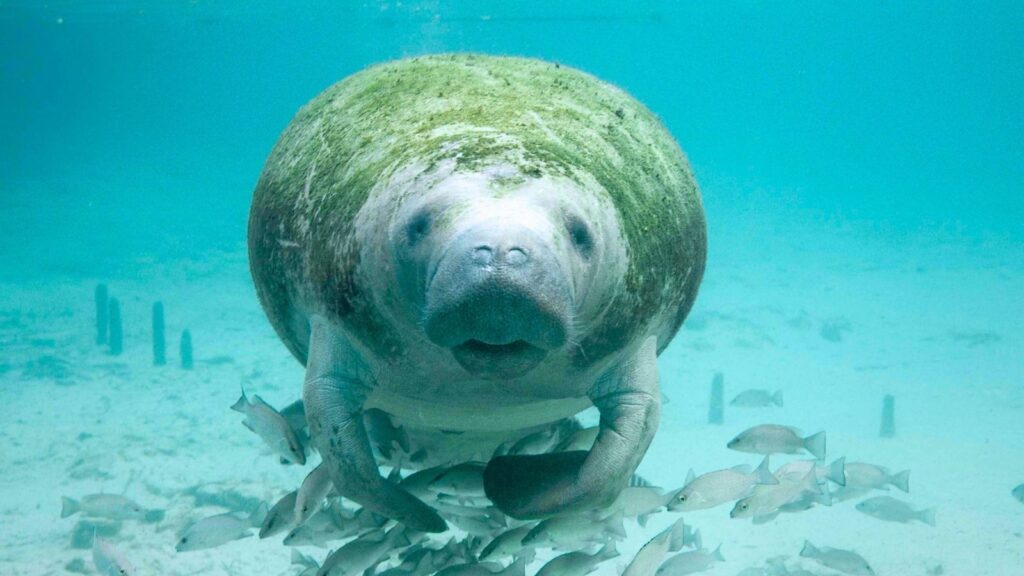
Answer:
[
  {"xmin": 472, "ymin": 246, "xmax": 493, "ymax": 265},
  {"xmin": 505, "ymin": 247, "xmax": 528, "ymax": 266}
]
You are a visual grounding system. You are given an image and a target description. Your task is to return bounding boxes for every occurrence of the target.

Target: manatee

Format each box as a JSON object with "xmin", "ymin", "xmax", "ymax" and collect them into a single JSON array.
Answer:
[{"xmin": 248, "ymin": 53, "xmax": 706, "ymax": 533}]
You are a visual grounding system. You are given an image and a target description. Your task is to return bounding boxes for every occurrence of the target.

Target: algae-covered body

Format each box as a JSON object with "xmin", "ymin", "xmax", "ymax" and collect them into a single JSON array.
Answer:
[{"xmin": 248, "ymin": 54, "xmax": 706, "ymax": 532}]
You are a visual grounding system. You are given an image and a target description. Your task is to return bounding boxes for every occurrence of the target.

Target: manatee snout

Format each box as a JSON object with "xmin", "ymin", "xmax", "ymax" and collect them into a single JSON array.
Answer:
[{"xmin": 423, "ymin": 222, "xmax": 572, "ymax": 379}]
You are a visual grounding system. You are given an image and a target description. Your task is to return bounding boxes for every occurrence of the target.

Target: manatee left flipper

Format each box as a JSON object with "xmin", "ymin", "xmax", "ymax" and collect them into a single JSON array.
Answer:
[
  {"xmin": 303, "ymin": 316, "xmax": 446, "ymax": 533},
  {"xmin": 484, "ymin": 336, "xmax": 661, "ymax": 518}
]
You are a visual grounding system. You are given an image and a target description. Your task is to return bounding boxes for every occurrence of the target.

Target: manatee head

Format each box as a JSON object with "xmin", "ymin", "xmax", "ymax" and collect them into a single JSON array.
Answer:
[
  {"xmin": 383, "ymin": 165, "xmax": 627, "ymax": 380},
  {"xmin": 249, "ymin": 54, "xmax": 706, "ymax": 381}
]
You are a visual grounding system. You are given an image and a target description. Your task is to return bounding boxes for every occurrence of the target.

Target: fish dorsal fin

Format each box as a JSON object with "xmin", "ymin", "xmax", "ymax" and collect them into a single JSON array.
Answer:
[{"xmin": 685, "ymin": 468, "xmax": 696, "ymax": 486}]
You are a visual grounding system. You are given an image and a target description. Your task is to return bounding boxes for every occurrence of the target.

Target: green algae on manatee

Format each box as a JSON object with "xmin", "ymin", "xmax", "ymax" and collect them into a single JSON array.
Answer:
[{"xmin": 249, "ymin": 53, "xmax": 706, "ymax": 366}]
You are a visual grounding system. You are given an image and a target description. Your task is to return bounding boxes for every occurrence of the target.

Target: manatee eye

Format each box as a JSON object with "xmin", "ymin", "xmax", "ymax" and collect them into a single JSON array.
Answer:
[
  {"xmin": 406, "ymin": 210, "xmax": 433, "ymax": 245},
  {"xmin": 566, "ymin": 216, "xmax": 593, "ymax": 257}
]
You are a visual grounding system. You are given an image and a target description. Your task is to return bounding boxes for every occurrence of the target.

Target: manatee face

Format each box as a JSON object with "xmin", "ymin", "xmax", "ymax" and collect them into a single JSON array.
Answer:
[{"xmin": 384, "ymin": 164, "xmax": 626, "ymax": 380}]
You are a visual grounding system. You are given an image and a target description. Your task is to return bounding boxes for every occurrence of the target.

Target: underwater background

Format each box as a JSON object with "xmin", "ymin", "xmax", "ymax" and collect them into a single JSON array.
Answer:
[{"xmin": 1, "ymin": 1, "xmax": 1021, "ymax": 575}]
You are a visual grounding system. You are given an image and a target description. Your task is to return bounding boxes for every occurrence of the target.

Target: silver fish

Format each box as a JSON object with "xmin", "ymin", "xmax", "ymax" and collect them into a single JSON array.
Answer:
[
  {"xmin": 536, "ymin": 542, "xmax": 618, "ymax": 576},
  {"xmin": 61, "ymin": 495, "xmax": 147, "ymax": 521},
  {"xmin": 523, "ymin": 511, "xmax": 625, "ymax": 548},
  {"xmin": 730, "ymin": 389, "xmax": 783, "ymax": 408},
  {"xmin": 623, "ymin": 524, "xmax": 673, "ymax": 576},
  {"xmin": 731, "ymin": 469, "xmax": 826, "ymax": 521},
  {"xmin": 670, "ymin": 456, "xmax": 777, "ymax": 511},
  {"xmin": 428, "ymin": 462, "xmax": 487, "ymax": 497},
  {"xmin": 855, "ymin": 496, "xmax": 936, "ymax": 525},
  {"xmin": 317, "ymin": 527, "xmax": 410, "ymax": 576},
  {"xmin": 727, "ymin": 425, "xmax": 826, "ymax": 459},
  {"xmin": 434, "ymin": 557, "xmax": 527, "ymax": 576},
  {"xmin": 656, "ymin": 545, "xmax": 724, "ymax": 575},
  {"xmin": 231, "ymin": 388, "xmax": 306, "ymax": 465},
  {"xmin": 843, "ymin": 462, "xmax": 909, "ymax": 492},
  {"xmin": 176, "ymin": 503, "xmax": 266, "ymax": 552},
  {"xmin": 92, "ymin": 537, "xmax": 136, "ymax": 576},
  {"xmin": 295, "ymin": 462, "xmax": 333, "ymax": 525},
  {"xmin": 800, "ymin": 541, "xmax": 874, "ymax": 575},
  {"xmin": 479, "ymin": 525, "xmax": 534, "ymax": 561},
  {"xmin": 775, "ymin": 457, "xmax": 846, "ymax": 486},
  {"xmin": 260, "ymin": 490, "xmax": 298, "ymax": 538},
  {"xmin": 608, "ymin": 486, "xmax": 674, "ymax": 523}
]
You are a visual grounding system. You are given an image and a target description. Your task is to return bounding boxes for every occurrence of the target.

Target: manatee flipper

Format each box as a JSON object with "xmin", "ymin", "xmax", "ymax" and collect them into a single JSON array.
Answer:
[
  {"xmin": 484, "ymin": 336, "xmax": 661, "ymax": 518},
  {"xmin": 303, "ymin": 316, "xmax": 446, "ymax": 533}
]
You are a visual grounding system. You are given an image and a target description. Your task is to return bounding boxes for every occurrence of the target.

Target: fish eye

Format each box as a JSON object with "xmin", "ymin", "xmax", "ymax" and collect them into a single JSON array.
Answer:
[{"xmin": 678, "ymin": 494, "xmax": 687, "ymax": 501}]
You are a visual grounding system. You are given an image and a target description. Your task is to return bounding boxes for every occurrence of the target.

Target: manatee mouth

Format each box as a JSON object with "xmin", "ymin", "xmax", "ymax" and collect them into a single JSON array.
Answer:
[{"xmin": 450, "ymin": 339, "xmax": 549, "ymax": 379}]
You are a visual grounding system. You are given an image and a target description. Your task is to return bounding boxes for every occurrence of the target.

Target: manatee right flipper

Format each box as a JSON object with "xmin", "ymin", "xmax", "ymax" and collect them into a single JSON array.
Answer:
[{"xmin": 303, "ymin": 316, "xmax": 446, "ymax": 533}]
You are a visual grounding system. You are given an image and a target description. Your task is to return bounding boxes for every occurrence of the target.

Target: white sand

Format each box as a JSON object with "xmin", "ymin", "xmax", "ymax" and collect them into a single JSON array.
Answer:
[{"xmin": 1, "ymin": 207, "xmax": 1021, "ymax": 575}]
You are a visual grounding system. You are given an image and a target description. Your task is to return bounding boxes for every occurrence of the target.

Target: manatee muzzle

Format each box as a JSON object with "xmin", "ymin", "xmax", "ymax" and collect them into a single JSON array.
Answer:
[{"xmin": 423, "ymin": 225, "xmax": 571, "ymax": 379}]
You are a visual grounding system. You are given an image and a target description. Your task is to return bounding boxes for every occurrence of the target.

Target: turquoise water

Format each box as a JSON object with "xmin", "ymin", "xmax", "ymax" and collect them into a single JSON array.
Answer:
[{"xmin": 1, "ymin": 2, "xmax": 1021, "ymax": 575}]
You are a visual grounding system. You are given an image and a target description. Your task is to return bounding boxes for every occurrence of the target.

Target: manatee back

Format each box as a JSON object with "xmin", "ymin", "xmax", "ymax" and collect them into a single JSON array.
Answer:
[{"xmin": 248, "ymin": 54, "xmax": 705, "ymax": 366}]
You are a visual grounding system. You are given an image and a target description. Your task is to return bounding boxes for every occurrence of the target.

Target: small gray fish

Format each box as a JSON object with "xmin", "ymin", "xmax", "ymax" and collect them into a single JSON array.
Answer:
[
  {"xmin": 1013, "ymin": 483, "xmax": 1024, "ymax": 503},
  {"xmin": 260, "ymin": 490, "xmax": 298, "ymax": 538},
  {"xmin": 730, "ymin": 389, "xmax": 783, "ymax": 408},
  {"xmin": 435, "ymin": 557, "xmax": 527, "ymax": 576},
  {"xmin": 670, "ymin": 456, "xmax": 778, "ymax": 512},
  {"xmin": 428, "ymin": 462, "xmax": 487, "ymax": 497},
  {"xmin": 176, "ymin": 504, "xmax": 266, "ymax": 552},
  {"xmin": 608, "ymin": 486, "xmax": 673, "ymax": 523},
  {"xmin": 843, "ymin": 462, "xmax": 909, "ymax": 492},
  {"xmin": 479, "ymin": 525, "xmax": 534, "ymax": 561},
  {"xmin": 623, "ymin": 524, "xmax": 673, "ymax": 576},
  {"xmin": 727, "ymin": 425, "xmax": 826, "ymax": 460},
  {"xmin": 231, "ymin": 388, "xmax": 306, "ymax": 465},
  {"xmin": 656, "ymin": 545, "xmax": 724, "ymax": 575},
  {"xmin": 295, "ymin": 463, "xmax": 333, "ymax": 525},
  {"xmin": 731, "ymin": 469, "xmax": 825, "ymax": 521},
  {"xmin": 775, "ymin": 457, "xmax": 846, "ymax": 486},
  {"xmin": 317, "ymin": 527, "xmax": 411, "ymax": 576},
  {"xmin": 856, "ymin": 496, "xmax": 936, "ymax": 526},
  {"xmin": 800, "ymin": 540, "xmax": 874, "ymax": 576},
  {"xmin": 93, "ymin": 537, "xmax": 136, "ymax": 576},
  {"xmin": 61, "ymin": 495, "xmax": 147, "ymax": 521},
  {"xmin": 523, "ymin": 511, "xmax": 626, "ymax": 548},
  {"xmin": 536, "ymin": 542, "xmax": 618, "ymax": 576}
]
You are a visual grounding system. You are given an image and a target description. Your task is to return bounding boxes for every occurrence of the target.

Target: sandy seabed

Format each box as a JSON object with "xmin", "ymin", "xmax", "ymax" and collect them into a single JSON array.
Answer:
[{"xmin": 1, "ymin": 211, "xmax": 1021, "ymax": 576}]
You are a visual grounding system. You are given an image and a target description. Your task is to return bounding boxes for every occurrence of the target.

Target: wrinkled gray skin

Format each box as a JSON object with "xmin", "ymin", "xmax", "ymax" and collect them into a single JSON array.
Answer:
[{"xmin": 248, "ymin": 54, "xmax": 706, "ymax": 533}]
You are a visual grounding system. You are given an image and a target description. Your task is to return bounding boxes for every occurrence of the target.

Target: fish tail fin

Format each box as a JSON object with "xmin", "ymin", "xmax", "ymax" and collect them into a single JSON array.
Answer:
[
  {"xmin": 712, "ymin": 544, "xmax": 725, "ymax": 562},
  {"xmin": 692, "ymin": 528, "xmax": 703, "ymax": 551},
  {"xmin": 666, "ymin": 519, "xmax": 686, "ymax": 552},
  {"xmin": 804, "ymin": 431, "xmax": 827, "ymax": 460},
  {"xmin": 892, "ymin": 469, "xmax": 911, "ymax": 493},
  {"xmin": 249, "ymin": 501, "xmax": 269, "ymax": 527},
  {"xmin": 799, "ymin": 540, "xmax": 818, "ymax": 558},
  {"xmin": 919, "ymin": 507, "xmax": 937, "ymax": 527},
  {"xmin": 231, "ymin": 386, "xmax": 248, "ymax": 413},
  {"xmin": 388, "ymin": 526, "xmax": 411, "ymax": 548},
  {"xmin": 606, "ymin": 512, "xmax": 627, "ymax": 538},
  {"xmin": 504, "ymin": 555, "xmax": 528, "ymax": 576},
  {"xmin": 637, "ymin": 513, "xmax": 652, "ymax": 528},
  {"xmin": 598, "ymin": 541, "xmax": 619, "ymax": 560},
  {"xmin": 60, "ymin": 497, "xmax": 79, "ymax": 518},
  {"xmin": 828, "ymin": 457, "xmax": 847, "ymax": 486},
  {"xmin": 773, "ymin": 390, "xmax": 784, "ymax": 407},
  {"xmin": 754, "ymin": 456, "xmax": 778, "ymax": 485}
]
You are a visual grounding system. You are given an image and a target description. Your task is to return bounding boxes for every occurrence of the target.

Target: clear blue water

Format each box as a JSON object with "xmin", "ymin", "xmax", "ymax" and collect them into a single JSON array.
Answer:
[{"xmin": 1, "ymin": 2, "xmax": 1021, "ymax": 575}]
